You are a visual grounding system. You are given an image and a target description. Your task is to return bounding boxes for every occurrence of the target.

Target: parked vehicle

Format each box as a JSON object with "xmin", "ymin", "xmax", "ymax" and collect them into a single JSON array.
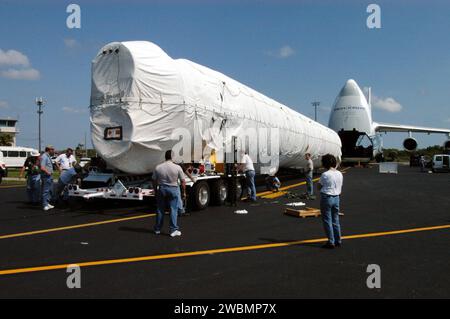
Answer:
[
  {"xmin": 0, "ymin": 146, "xmax": 38, "ymax": 168},
  {"xmin": 432, "ymin": 154, "xmax": 450, "ymax": 173},
  {"xmin": 0, "ymin": 152, "xmax": 6, "ymax": 184}
]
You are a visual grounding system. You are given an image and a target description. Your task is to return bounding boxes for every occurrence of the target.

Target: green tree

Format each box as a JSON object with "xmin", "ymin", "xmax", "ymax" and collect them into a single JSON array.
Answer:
[
  {"xmin": 386, "ymin": 150, "xmax": 398, "ymax": 162},
  {"xmin": 0, "ymin": 134, "xmax": 13, "ymax": 146}
]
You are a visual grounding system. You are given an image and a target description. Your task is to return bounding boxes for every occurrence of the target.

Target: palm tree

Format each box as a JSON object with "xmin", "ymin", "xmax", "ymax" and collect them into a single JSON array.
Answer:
[{"xmin": 0, "ymin": 134, "xmax": 13, "ymax": 146}]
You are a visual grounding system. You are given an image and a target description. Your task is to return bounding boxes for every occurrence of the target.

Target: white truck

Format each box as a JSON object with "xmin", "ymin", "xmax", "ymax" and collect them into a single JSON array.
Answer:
[
  {"xmin": 432, "ymin": 154, "xmax": 450, "ymax": 173},
  {"xmin": 69, "ymin": 41, "xmax": 342, "ymax": 210},
  {"xmin": 0, "ymin": 152, "xmax": 6, "ymax": 184}
]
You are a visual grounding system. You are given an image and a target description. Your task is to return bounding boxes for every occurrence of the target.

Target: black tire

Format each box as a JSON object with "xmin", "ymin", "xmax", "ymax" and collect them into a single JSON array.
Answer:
[
  {"xmin": 235, "ymin": 180, "xmax": 243, "ymax": 200},
  {"xmin": 190, "ymin": 181, "xmax": 210, "ymax": 210},
  {"xmin": 211, "ymin": 179, "xmax": 228, "ymax": 206}
]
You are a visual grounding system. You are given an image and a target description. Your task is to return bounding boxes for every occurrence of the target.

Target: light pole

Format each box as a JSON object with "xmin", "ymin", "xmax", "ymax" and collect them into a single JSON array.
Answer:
[
  {"xmin": 35, "ymin": 97, "xmax": 45, "ymax": 152},
  {"xmin": 312, "ymin": 101, "xmax": 320, "ymax": 122}
]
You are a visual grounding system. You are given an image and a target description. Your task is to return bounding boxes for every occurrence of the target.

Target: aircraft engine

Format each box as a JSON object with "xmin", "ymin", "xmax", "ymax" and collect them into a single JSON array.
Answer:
[
  {"xmin": 444, "ymin": 140, "xmax": 450, "ymax": 151},
  {"xmin": 403, "ymin": 137, "xmax": 418, "ymax": 151}
]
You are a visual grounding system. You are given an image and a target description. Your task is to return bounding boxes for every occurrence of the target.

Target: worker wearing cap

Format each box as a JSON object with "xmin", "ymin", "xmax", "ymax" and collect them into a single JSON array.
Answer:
[
  {"xmin": 19, "ymin": 150, "xmax": 41, "ymax": 205},
  {"xmin": 40, "ymin": 145, "xmax": 55, "ymax": 211},
  {"xmin": 153, "ymin": 150, "xmax": 186, "ymax": 237}
]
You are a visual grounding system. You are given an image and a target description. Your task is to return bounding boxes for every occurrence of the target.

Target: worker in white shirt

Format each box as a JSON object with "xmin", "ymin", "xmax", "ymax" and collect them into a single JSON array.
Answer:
[
  {"xmin": 318, "ymin": 154, "xmax": 344, "ymax": 249},
  {"xmin": 305, "ymin": 153, "xmax": 314, "ymax": 198},
  {"xmin": 55, "ymin": 148, "xmax": 77, "ymax": 172},
  {"xmin": 239, "ymin": 151, "xmax": 256, "ymax": 202}
]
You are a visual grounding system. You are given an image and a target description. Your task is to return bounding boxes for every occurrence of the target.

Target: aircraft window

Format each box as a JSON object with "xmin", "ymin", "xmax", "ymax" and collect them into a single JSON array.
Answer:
[{"xmin": 356, "ymin": 134, "xmax": 372, "ymax": 148}]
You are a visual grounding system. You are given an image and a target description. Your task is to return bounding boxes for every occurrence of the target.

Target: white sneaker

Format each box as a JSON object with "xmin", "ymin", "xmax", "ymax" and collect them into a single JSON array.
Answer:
[
  {"xmin": 47, "ymin": 204, "xmax": 55, "ymax": 209},
  {"xmin": 154, "ymin": 230, "xmax": 161, "ymax": 235},
  {"xmin": 170, "ymin": 230, "xmax": 182, "ymax": 237},
  {"xmin": 43, "ymin": 205, "xmax": 54, "ymax": 211}
]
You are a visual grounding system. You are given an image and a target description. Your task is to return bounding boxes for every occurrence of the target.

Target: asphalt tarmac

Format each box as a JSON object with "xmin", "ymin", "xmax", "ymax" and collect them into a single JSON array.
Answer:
[{"xmin": 0, "ymin": 165, "xmax": 449, "ymax": 298}]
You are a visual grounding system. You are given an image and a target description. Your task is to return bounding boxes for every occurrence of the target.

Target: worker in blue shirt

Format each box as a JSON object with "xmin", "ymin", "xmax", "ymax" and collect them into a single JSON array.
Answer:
[
  {"xmin": 40, "ymin": 145, "xmax": 55, "ymax": 211},
  {"xmin": 265, "ymin": 174, "xmax": 281, "ymax": 192},
  {"xmin": 53, "ymin": 164, "xmax": 82, "ymax": 205}
]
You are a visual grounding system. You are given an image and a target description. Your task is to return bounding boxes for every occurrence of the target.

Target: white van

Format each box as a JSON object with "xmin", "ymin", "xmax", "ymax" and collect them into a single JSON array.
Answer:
[
  {"xmin": 0, "ymin": 146, "xmax": 38, "ymax": 168},
  {"xmin": 0, "ymin": 151, "xmax": 6, "ymax": 183},
  {"xmin": 432, "ymin": 154, "xmax": 450, "ymax": 173}
]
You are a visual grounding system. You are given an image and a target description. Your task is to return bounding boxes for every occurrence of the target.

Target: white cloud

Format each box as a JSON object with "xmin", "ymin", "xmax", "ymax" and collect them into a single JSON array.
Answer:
[
  {"xmin": 0, "ymin": 100, "xmax": 9, "ymax": 109},
  {"xmin": 278, "ymin": 45, "xmax": 295, "ymax": 58},
  {"xmin": 0, "ymin": 68, "xmax": 40, "ymax": 80},
  {"xmin": 0, "ymin": 48, "xmax": 40, "ymax": 81},
  {"xmin": 62, "ymin": 107, "xmax": 87, "ymax": 114},
  {"xmin": 64, "ymin": 38, "xmax": 79, "ymax": 48},
  {"xmin": 0, "ymin": 49, "xmax": 30, "ymax": 67},
  {"xmin": 266, "ymin": 45, "xmax": 296, "ymax": 59},
  {"xmin": 372, "ymin": 95, "xmax": 403, "ymax": 113}
]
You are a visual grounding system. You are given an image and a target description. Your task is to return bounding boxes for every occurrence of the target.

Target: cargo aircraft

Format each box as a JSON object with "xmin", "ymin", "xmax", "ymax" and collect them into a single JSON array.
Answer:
[{"xmin": 328, "ymin": 79, "xmax": 450, "ymax": 162}]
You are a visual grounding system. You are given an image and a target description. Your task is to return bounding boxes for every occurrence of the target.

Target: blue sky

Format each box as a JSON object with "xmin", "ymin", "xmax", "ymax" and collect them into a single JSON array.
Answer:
[{"xmin": 0, "ymin": 0, "xmax": 449, "ymax": 150}]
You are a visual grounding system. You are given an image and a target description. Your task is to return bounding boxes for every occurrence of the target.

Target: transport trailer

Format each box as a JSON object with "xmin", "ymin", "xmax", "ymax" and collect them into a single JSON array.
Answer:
[
  {"xmin": 69, "ymin": 40, "xmax": 342, "ymax": 210},
  {"xmin": 68, "ymin": 164, "xmax": 245, "ymax": 210}
]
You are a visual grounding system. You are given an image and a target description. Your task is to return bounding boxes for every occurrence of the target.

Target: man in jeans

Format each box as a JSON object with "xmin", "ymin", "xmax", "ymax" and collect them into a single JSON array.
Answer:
[
  {"xmin": 240, "ymin": 151, "xmax": 256, "ymax": 202},
  {"xmin": 318, "ymin": 154, "xmax": 344, "ymax": 249},
  {"xmin": 40, "ymin": 146, "xmax": 55, "ymax": 211},
  {"xmin": 20, "ymin": 150, "xmax": 41, "ymax": 205},
  {"xmin": 153, "ymin": 150, "xmax": 186, "ymax": 237},
  {"xmin": 305, "ymin": 153, "xmax": 314, "ymax": 198}
]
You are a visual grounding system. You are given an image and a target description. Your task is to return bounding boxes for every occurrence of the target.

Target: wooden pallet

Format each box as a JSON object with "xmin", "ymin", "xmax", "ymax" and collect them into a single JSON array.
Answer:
[{"xmin": 285, "ymin": 207, "xmax": 321, "ymax": 218}]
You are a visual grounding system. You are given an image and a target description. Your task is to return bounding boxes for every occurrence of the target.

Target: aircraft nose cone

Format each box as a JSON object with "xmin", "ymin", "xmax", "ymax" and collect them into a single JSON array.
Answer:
[{"xmin": 339, "ymin": 79, "xmax": 361, "ymax": 97}]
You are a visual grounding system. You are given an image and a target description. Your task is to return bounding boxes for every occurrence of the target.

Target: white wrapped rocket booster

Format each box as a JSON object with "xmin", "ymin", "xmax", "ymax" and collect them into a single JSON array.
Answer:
[{"xmin": 90, "ymin": 41, "xmax": 341, "ymax": 174}]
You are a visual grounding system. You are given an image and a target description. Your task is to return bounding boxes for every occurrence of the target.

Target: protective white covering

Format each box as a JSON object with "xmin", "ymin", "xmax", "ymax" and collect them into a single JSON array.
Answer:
[{"xmin": 90, "ymin": 41, "xmax": 341, "ymax": 174}]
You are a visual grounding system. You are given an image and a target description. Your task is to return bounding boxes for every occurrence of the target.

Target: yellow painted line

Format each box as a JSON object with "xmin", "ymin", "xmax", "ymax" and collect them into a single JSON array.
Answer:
[
  {"xmin": 0, "ymin": 213, "xmax": 156, "ymax": 240},
  {"xmin": 257, "ymin": 179, "xmax": 315, "ymax": 198},
  {"xmin": 261, "ymin": 178, "xmax": 320, "ymax": 199},
  {"xmin": 1, "ymin": 168, "xmax": 352, "ymax": 238},
  {"xmin": 0, "ymin": 184, "xmax": 26, "ymax": 189},
  {"xmin": 1, "ymin": 223, "xmax": 448, "ymax": 276},
  {"xmin": 258, "ymin": 167, "xmax": 350, "ymax": 199}
]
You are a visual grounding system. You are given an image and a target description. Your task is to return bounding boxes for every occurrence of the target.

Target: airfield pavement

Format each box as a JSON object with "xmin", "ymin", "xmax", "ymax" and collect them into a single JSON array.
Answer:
[{"xmin": 0, "ymin": 165, "xmax": 449, "ymax": 298}]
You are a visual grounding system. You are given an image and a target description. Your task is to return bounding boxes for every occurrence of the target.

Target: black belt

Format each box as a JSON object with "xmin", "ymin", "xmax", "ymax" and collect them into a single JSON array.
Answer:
[{"xmin": 321, "ymin": 193, "xmax": 339, "ymax": 197}]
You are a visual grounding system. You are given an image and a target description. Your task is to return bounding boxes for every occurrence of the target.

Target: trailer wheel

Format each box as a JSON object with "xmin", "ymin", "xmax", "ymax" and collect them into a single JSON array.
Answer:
[
  {"xmin": 211, "ymin": 179, "xmax": 228, "ymax": 206},
  {"xmin": 191, "ymin": 181, "xmax": 210, "ymax": 210},
  {"xmin": 235, "ymin": 180, "xmax": 243, "ymax": 200}
]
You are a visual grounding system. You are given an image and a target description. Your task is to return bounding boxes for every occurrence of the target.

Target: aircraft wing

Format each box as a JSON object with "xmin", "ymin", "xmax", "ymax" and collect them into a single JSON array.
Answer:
[{"xmin": 374, "ymin": 122, "xmax": 450, "ymax": 136}]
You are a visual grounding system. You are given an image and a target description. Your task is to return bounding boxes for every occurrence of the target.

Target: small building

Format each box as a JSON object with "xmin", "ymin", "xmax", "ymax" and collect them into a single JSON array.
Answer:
[{"xmin": 0, "ymin": 118, "xmax": 19, "ymax": 146}]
